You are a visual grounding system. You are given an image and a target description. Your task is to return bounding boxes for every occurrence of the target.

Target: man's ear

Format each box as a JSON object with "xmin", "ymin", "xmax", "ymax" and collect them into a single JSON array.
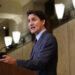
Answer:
[{"xmin": 42, "ymin": 20, "xmax": 45, "ymax": 26}]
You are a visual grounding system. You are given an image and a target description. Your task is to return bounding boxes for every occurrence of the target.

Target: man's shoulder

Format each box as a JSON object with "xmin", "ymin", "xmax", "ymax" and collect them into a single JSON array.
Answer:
[
  {"xmin": 44, "ymin": 31, "xmax": 55, "ymax": 38},
  {"xmin": 43, "ymin": 32, "xmax": 57, "ymax": 43}
]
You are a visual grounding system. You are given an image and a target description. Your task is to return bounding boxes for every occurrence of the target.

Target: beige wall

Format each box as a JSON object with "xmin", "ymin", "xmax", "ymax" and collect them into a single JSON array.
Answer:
[
  {"xmin": 8, "ymin": 42, "xmax": 33, "ymax": 60},
  {"xmin": 53, "ymin": 19, "xmax": 75, "ymax": 75},
  {"xmin": 9, "ymin": 1, "xmax": 34, "ymax": 35},
  {"xmin": 7, "ymin": 1, "xmax": 34, "ymax": 60},
  {"xmin": 0, "ymin": 0, "xmax": 22, "ymax": 14},
  {"xmin": 34, "ymin": 2, "xmax": 45, "ymax": 12},
  {"xmin": 0, "ymin": 29, "xmax": 6, "ymax": 52},
  {"xmin": 68, "ymin": 20, "xmax": 75, "ymax": 75},
  {"xmin": 0, "ymin": 0, "xmax": 45, "ymax": 60}
]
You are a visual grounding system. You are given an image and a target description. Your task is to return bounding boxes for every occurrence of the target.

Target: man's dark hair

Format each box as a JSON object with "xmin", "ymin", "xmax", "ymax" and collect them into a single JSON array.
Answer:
[{"xmin": 27, "ymin": 10, "xmax": 47, "ymax": 27}]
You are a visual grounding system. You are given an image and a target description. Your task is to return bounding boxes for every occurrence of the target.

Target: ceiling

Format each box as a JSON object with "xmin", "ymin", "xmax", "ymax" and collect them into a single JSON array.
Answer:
[
  {"xmin": 0, "ymin": 0, "xmax": 73, "ymax": 26},
  {"xmin": 0, "ymin": 0, "xmax": 48, "ymax": 24}
]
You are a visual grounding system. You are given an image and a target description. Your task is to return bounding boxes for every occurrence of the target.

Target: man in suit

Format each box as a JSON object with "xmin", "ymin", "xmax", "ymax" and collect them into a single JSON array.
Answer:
[{"xmin": 0, "ymin": 10, "xmax": 58, "ymax": 75}]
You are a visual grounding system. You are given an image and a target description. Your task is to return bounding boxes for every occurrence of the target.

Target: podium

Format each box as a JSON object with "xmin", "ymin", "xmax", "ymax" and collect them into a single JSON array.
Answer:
[{"xmin": 0, "ymin": 62, "xmax": 37, "ymax": 75}]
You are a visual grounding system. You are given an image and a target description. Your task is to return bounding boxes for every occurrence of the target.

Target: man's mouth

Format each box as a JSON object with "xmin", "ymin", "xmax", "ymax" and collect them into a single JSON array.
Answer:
[{"xmin": 30, "ymin": 27, "xmax": 35, "ymax": 29}]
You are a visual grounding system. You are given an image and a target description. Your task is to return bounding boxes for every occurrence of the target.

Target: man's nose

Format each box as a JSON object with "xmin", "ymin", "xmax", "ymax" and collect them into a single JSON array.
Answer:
[{"xmin": 29, "ymin": 21, "xmax": 34, "ymax": 26}]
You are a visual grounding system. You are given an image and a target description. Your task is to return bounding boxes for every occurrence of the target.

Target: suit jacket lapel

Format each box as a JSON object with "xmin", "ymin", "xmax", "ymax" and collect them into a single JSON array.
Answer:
[
  {"xmin": 30, "ymin": 31, "xmax": 48, "ymax": 59},
  {"xmin": 36, "ymin": 31, "xmax": 48, "ymax": 48}
]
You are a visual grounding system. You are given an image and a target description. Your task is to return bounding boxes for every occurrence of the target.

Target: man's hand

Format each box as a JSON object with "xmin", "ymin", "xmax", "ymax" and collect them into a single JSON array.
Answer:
[{"xmin": 0, "ymin": 55, "xmax": 17, "ymax": 65}]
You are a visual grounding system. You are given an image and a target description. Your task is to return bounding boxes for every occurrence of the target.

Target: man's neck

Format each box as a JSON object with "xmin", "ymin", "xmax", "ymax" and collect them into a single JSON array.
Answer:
[
  {"xmin": 35, "ymin": 27, "xmax": 46, "ymax": 36},
  {"xmin": 35, "ymin": 29, "xmax": 46, "ymax": 41}
]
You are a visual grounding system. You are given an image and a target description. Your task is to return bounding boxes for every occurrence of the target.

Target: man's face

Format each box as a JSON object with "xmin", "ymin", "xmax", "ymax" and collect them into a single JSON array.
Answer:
[{"xmin": 28, "ymin": 14, "xmax": 45, "ymax": 35}]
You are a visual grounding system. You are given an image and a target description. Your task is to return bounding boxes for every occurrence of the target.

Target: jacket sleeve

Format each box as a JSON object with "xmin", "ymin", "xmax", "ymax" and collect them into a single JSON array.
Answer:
[{"xmin": 16, "ymin": 35, "xmax": 58, "ymax": 71}]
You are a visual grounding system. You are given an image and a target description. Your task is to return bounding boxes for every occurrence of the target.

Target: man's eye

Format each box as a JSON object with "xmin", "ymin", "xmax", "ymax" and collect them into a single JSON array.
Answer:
[{"xmin": 32, "ymin": 18, "xmax": 37, "ymax": 21}]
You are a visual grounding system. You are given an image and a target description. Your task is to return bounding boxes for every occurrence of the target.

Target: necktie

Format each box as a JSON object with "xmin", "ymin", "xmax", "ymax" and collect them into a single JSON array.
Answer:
[
  {"xmin": 34, "ymin": 39, "xmax": 37, "ymax": 45},
  {"xmin": 33, "ymin": 38, "xmax": 37, "ymax": 49},
  {"xmin": 30, "ymin": 38, "xmax": 37, "ymax": 59}
]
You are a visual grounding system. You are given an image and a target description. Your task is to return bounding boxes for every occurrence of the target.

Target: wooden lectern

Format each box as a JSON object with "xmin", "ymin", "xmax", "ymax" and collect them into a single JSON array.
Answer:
[{"xmin": 0, "ymin": 62, "xmax": 37, "ymax": 75}]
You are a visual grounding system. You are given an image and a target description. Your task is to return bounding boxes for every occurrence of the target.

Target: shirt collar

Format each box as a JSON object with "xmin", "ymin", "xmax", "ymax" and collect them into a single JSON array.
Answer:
[{"xmin": 36, "ymin": 29, "xmax": 46, "ymax": 41}]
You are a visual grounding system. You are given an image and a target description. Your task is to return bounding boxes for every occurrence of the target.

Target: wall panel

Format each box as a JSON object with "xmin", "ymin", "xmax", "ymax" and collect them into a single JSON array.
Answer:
[
  {"xmin": 53, "ymin": 19, "xmax": 75, "ymax": 75},
  {"xmin": 53, "ymin": 23, "xmax": 70, "ymax": 75},
  {"xmin": 68, "ymin": 19, "xmax": 75, "ymax": 75}
]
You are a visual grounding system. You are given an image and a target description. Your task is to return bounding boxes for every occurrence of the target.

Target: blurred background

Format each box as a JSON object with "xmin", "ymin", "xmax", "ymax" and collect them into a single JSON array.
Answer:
[{"xmin": 0, "ymin": 0, "xmax": 75, "ymax": 75}]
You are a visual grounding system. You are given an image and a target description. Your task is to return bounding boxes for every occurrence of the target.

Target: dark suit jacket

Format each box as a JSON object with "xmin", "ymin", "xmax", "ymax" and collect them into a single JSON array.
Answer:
[{"xmin": 17, "ymin": 31, "xmax": 58, "ymax": 75}]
